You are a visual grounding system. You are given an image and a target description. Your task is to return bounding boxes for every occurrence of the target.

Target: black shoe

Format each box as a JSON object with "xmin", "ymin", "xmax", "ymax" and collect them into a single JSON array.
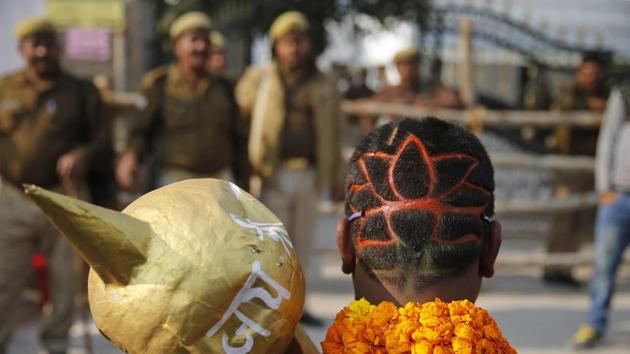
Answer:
[
  {"xmin": 543, "ymin": 270, "xmax": 582, "ymax": 288},
  {"xmin": 300, "ymin": 311, "xmax": 324, "ymax": 326}
]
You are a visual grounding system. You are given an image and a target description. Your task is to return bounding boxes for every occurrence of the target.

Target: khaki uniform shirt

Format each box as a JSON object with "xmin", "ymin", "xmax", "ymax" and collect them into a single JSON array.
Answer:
[
  {"xmin": 553, "ymin": 83, "xmax": 611, "ymax": 155},
  {"xmin": 129, "ymin": 65, "xmax": 247, "ymax": 179},
  {"xmin": 372, "ymin": 82, "xmax": 432, "ymax": 105},
  {"xmin": 372, "ymin": 81, "xmax": 462, "ymax": 109},
  {"xmin": 236, "ymin": 61, "xmax": 343, "ymax": 188},
  {"xmin": 278, "ymin": 66, "xmax": 316, "ymax": 161},
  {"xmin": 556, "ymin": 83, "xmax": 610, "ymax": 111},
  {"xmin": 0, "ymin": 70, "xmax": 109, "ymax": 189}
]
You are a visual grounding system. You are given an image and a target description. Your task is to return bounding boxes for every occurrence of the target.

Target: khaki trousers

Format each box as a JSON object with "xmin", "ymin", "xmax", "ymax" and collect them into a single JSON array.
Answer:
[
  {"xmin": 261, "ymin": 166, "xmax": 318, "ymax": 282},
  {"xmin": 0, "ymin": 180, "xmax": 79, "ymax": 353},
  {"xmin": 545, "ymin": 171, "xmax": 596, "ymax": 273}
]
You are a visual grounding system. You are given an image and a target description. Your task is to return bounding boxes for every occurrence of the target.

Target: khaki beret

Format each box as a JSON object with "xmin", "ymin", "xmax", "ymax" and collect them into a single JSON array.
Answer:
[
  {"xmin": 269, "ymin": 11, "xmax": 309, "ymax": 40},
  {"xmin": 394, "ymin": 47, "xmax": 421, "ymax": 63},
  {"xmin": 169, "ymin": 11, "xmax": 211, "ymax": 39},
  {"xmin": 14, "ymin": 17, "xmax": 55, "ymax": 40},
  {"xmin": 209, "ymin": 30, "xmax": 225, "ymax": 49}
]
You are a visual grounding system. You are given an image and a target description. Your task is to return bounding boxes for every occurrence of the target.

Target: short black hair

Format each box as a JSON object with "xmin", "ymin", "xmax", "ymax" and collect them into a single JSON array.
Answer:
[
  {"xmin": 581, "ymin": 50, "xmax": 612, "ymax": 68},
  {"xmin": 345, "ymin": 117, "xmax": 494, "ymax": 286}
]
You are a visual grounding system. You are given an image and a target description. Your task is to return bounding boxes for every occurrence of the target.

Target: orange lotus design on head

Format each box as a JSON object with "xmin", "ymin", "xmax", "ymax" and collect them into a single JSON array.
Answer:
[{"xmin": 347, "ymin": 134, "xmax": 493, "ymax": 252}]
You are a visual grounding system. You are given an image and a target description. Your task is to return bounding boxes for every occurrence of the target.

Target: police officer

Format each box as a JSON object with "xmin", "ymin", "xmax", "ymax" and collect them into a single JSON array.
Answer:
[
  {"xmin": 373, "ymin": 47, "xmax": 463, "ymax": 108},
  {"xmin": 366, "ymin": 47, "xmax": 462, "ymax": 131},
  {"xmin": 543, "ymin": 54, "xmax": 612, "ymax": 287},
  {"xmin": 0, "ymin": 17, "xmax": 110, "ymax": 354},
  {"xmin": 236, "ymin": 11, "xmax": 344, "ymax": 326},
  {"xmin": 207, "ymin": 30, "xmax": 228, "ymax": 77},
  {"xmin": 557, "ymin": 54, "xmax": 610, "ymax": 113},
  {"xmin": 116, "ymin": 12, "xmax": 247, "ymax": 191}
]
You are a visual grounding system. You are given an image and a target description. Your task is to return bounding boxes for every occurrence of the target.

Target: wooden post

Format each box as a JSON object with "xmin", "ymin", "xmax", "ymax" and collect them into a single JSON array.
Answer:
[
  {"xmin": 339, "ymin": 100, "xmax": 602, "ymax": 128},
  {"xmin": 112, "ymin": 31, "xmax": 126, "ymax": 91},
  {"xmin": 457, "ymin": 18, "xmax": 475, "ymax": 107}
]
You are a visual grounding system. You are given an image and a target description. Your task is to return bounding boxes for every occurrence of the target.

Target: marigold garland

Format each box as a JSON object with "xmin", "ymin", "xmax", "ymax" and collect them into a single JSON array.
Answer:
[{"xmin": 321, "ymin": 298, "xmax": 517, "ymax": 354}]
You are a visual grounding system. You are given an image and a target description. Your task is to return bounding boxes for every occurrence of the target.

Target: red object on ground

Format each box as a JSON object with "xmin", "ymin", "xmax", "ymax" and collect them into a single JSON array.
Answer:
[{"xmin": 31, "ymin": 252, "xmax": 49, "ymax": 307}]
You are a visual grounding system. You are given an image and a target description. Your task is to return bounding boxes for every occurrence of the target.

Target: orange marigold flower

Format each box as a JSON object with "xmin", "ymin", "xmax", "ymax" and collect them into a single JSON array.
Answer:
[{"xmin": 321, "ymin": 298, "xmax": 517, "ymax": 354}]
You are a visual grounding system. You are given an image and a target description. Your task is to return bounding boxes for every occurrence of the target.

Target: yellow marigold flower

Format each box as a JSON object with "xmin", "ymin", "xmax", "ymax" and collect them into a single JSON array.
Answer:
[
  {"xmin": 454, "ymin": 323, "xmax": 477, "ymax": 340},
  {"xmin": 434, "ymin": 346, "xmax": 454, "ymax": 354},
  {"xmin": 452, "ymin": 337, "xmax": 473, "ymax": 354},
  {"xmin": 347, "ymin": 297, "xmax": 376, "ymax": 318},
  {"xmin": 411, "ymin": 340, "xmax": 433, "ymax": 354},
  {"xmin": 475, "ymin": 338, "xmax": 495, "ymax": 354}
]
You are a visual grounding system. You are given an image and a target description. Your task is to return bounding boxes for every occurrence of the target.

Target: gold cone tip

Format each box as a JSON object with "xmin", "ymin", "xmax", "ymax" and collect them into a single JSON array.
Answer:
[{"xmin": 24, "ymin": 185, "xmax": 152, "ymax": 285}]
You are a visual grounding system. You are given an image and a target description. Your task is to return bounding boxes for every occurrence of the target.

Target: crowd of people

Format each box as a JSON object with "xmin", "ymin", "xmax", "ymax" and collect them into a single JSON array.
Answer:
[{"xmin": 0, "ymin": 9, "xmax": 628, "ymax": 354}]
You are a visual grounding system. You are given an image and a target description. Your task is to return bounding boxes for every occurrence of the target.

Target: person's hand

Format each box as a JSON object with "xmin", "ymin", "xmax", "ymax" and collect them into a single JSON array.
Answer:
[
  {"xmin": 599, "ymin": 191, "xmax": 618, "ymax": 205},
  {"xmin": 57, "ymin": 148, "xmax": 89, "ymax": 189},
  {"xmin": 587, "ymin": 97, "xmax": 607, "ymax": 111},
  {"xmin": 116, "ymin": 152, "xmax": 141, "ymax": 192}
]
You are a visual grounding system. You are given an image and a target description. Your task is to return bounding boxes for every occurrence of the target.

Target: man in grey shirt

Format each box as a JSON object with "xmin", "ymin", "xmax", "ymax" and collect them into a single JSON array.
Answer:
[{"xmin": 572, "ymin": 88, "xmax": 630, "ymax": 348}]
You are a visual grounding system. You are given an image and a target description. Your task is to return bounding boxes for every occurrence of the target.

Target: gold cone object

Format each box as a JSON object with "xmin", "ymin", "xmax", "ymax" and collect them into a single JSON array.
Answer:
[
  {"xmin": 24, "ymin": 185, "xmax": 150, "ymax": 285},
  {"xmin": 25, "ymin": 179, "xmax": 309, "ymax": 354}
]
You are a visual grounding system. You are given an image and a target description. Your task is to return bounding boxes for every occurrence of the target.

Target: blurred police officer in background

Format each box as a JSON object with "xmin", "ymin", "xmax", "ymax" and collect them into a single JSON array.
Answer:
[
  {"xmin": 116, "ymin": 12, "xmax": 248, "ymax": 192},
  {"xmin": 206, "ymin": 30, "xmax": 228, "ymax": 78},
  {"xmin": 236, "ymin": 11, "xmax": 344, "ymax": 326},
  {"xmin": 0, "ymin": 17, "xmax": 111, "ymax": 354},
  {"xmin": 544, "ymin": 53, "xmax": 612, "ymax": 287},
  {"xmin": 373, "ymin": 47, "xmax": 463, "ymax": 109}
]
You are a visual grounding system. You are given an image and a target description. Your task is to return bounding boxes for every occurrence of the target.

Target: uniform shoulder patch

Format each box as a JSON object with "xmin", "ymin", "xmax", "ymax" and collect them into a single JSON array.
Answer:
[
  {"xmin": 0, "ymin": 70, "xmax": 27, "ymax": 89},
  {"xmin": 139, "ymin": 66, "xmax": 169, "ymax": 91}
]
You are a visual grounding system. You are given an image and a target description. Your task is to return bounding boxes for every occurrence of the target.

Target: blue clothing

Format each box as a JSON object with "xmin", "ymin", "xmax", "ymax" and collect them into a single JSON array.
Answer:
[{"xmin": 585, "ymin": 192, "xmax": 630, "ymax": 332}]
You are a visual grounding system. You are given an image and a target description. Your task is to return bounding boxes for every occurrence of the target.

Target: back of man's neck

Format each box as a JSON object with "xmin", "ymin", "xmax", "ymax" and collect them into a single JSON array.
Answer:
[{"xmin": 353, "ymin": 262, "xmax": 481, "ymax": 306}]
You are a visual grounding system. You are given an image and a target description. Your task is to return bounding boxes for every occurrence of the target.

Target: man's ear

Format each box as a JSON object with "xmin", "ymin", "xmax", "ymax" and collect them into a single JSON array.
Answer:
[
  {"xmin": 480, "ymin": 220, "xmax": 502, "ymax": 278},
  {"xmin": 336, "ymin": 217, "xmax": 356, "ymax": 274},
  {"xmin": 18, "ymin": 40, "xmax": 27, "ymax": 57},
  {"xmin": 171, "ymin": 38, "xmax": 180, "ymax": 56}
]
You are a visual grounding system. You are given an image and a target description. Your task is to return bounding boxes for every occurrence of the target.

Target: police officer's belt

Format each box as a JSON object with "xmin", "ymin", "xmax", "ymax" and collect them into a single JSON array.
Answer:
[{"xmin": 282, "ymin": 157, "xmax": 310, "ymax": 170}]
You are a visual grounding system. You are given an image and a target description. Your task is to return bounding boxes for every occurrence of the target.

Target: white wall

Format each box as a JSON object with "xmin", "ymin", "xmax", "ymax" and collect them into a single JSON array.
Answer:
[{"xmin": 0, "ymin": 0, "xmax": 46, "ymax": 75}]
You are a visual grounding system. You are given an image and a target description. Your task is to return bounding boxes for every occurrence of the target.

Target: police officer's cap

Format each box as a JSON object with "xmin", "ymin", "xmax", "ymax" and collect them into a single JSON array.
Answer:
[
  {"xmin": 14, "ymin": 17, "xmax": 55, "ymax": 41},
  {"xmin": 269, "ymin": 11, "xmax": 310, "ymax": 40},
  {"xmin": 209, "ymin": 31, "xmax": 225, "ymax": 49},
  {"xmin": 394, "ymin": 47, "xmax": 421, "ymax": 63},
  {"xmin": 169, "ymin": 11, "xmax": 212, "ymax": 40}
]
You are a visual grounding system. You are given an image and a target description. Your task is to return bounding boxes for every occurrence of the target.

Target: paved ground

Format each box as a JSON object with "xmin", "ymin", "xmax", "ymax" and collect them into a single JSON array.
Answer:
[{"xmin": 6, "ymin": 213, "xmax": 630, "ymax": 354}]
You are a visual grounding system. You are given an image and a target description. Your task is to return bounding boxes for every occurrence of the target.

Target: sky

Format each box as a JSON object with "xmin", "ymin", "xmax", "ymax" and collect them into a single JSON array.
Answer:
[{"xmin": 0, "ymin": 0, "xmax": 45, "ymax": 74}]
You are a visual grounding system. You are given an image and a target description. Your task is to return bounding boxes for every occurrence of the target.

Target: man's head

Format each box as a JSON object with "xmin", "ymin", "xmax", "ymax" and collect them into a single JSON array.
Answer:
[
  {"xmin": 170, "ymin": 12, "xmax": 212, "ymax": 74},
  {"xmin": 206, "ymin": 30, "xmax": 227, "ymax": 75},
  {"xmin": 394, "ymin": 47, "xmax": 421, "ymax": 86},
  {"xmin": 355, "ymin": 68, "xmax": 369, "ymax": 85},
  {"xmin": 270, "ymin": 11, "xmax": 312, "ymax": 70},
  {"xmin": 337, "ymin": 118, "xmax": 501, "ymax": 305},
  {"xmin": 577, "ymin": 59, "xmax": 603, "ymax": 91},
  {"xmin": 15, "ymin": 17, "xmax": 60, "ymax": 79}
]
